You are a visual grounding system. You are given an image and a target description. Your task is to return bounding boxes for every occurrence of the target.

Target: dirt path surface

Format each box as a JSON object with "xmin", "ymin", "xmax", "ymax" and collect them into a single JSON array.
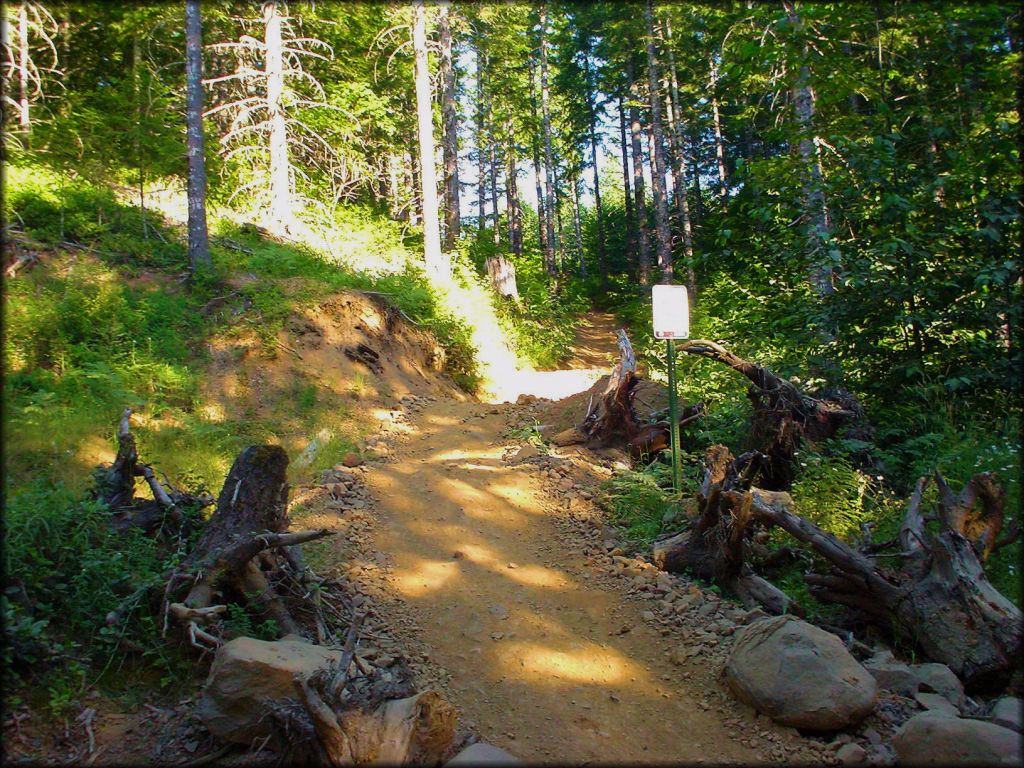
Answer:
[{"xmin": 353, "ymin": 316, "xmax": 831, "ymax": 764}]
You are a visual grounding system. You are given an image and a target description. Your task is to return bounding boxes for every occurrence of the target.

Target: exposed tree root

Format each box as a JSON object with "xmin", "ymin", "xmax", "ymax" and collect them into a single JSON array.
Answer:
[{"xmin": 657, "ymin": 445, "xmax": 1021, "ymax": 692}]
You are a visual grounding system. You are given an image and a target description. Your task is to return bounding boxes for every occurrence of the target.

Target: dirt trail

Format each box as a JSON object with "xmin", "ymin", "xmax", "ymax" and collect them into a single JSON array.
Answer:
[{"xmin": 360, "ymin": 315, "xmax": 820, "ymax": 763}]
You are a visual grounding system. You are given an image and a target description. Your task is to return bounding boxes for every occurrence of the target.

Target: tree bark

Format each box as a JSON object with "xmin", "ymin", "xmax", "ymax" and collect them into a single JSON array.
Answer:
[
  {"xmin": 628, "ymin": 69, "xmax": 651, "ymax": 287},
  {"xmin": 412, "ymin": 1, "xmax": 448, "ymax": 282},
  {"xmin": 538, "ymin": 7, "xmax": 558, "ymax": 280},
  {"xmin": 505, "ymin": 122, "xmax": 523, "ymax": 256},
  {"xmin": 168, "ymin": 444, "xmax": 335, "ymax": 647},
  {"xmin": 571, "ymin": 172, "xmax": 586, "ymax": 277},
  {"xmin": 663, "ymin": 14, "xmax": 696, "ymax": 297},
  {"xmin": 578, "ymin": 330, "xmax": 704, "ymax": 456},
  {"xmin": 487, "ymin": 123, "xmax": 501, "ymax": 246},
  {"xmin": 528, "ymin": 59, "xmax": 548, "ymax": 256},
  {"xmin": 475, "ymin": 42, "xmax": 487, "ymax": 233},
  {"xmin": 438, "ymin": 2, "xmax": 460, "ymax": 252},
  {"xmin": 486, "ymin": 256, "xmax": 519, "ymax": 301},
  {"xmin": 655, "ymin": 440, "xmax": 1021, "ymax": 692},
  {"xmin": 619, "ymin": 98, "xmax": 637, "ymax": 269},
  {"xmin": 710, "ymin": 59, "xmax": 728, "ymax": 198},
  {"xmin": 644, "ymin": 0, "xmax": 674, "ymax": 285},
  {"xmin": 582, "ymin": 48, "xmax": 607, "ymax": 286},
  {"xmin": 185, "ymin": 0, "xmax": 211, "ymax": 272},
  {"xmin": 655, "ymin": 447, "xmax": 803, "ymax": 617},
  {"xmin": 756, "ymin": 471, "xmax": 1021, "ymax": 693},
  {"xmin": 783, "ymin": 0, "xmax": 834, "ymax": 299},
  {"xmin": 18, "ymin": 3, "xmax": 30, "ymax": 132},
  {"xmin": 264, "ymin": 1, "xmax": 292, "ymax": 235}
]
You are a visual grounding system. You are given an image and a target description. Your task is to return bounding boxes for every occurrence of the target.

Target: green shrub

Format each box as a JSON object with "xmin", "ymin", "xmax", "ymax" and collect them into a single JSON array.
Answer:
[
  {"xmin": 2, "ymin": 477, "xmax": 202, "ymax": 699},
  {"xmin": 789, "ymin": 453, "xmax": 877, "ymax": 542}
]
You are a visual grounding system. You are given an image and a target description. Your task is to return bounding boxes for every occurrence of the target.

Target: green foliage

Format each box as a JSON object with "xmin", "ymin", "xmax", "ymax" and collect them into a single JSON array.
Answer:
[
  {"xmin": 6, "ymin": 166, "xmax": 189, "ymax": 270},
  {"xmin": 600, "ymin": 467, "xmax": 674, "ymax": 543},
  {"xmin": 2, "ymin": 477, "xmax": 201, "ymax": 701},
  {"xmin": 598, "ymin": 456, "xmax": 704, "ymax": 543},
  {"xmin": 789, "ymin": 453, "xmax": 875, "ymax": 542}
]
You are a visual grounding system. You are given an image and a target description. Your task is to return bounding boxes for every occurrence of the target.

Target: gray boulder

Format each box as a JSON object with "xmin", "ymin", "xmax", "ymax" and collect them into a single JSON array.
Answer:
[
  {"xmin": 198, "ymin": 635, "xmax": 345, "ymax": 744},
  {"xmin": 863, "ymin": 650, "xmax": 919, "ymax": 697},
  {"xmin": 915, "ymin": 691, "xmax": 959, "ymax": 716},
  {"xmin": 892, "ymin": 711, "xmax": 1021, "ymax": 765},
  {"xmin": 989, "ymin": 696, "xmax": 1023, "ymax": 733},
  {"xmin": 725, "ymin": 615, "xmax": 877, "ymax": 730},
  {"xmin": 446, "ymin": 742, "xmax": 523, "ymax": 765},
  {"xmin": 914, "ymin": 662, "xmax": 966, "ymax": 710}
]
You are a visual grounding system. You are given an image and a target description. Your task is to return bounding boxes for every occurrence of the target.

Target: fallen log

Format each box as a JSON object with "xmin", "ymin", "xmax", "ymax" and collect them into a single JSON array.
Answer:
[
  {"xmin": 657, "ymin": 444, "xmax": 1022, "ymax": 692},
  {"xmin": 677, "ymin": 339, "xmax": 872, "ymax": 489}
]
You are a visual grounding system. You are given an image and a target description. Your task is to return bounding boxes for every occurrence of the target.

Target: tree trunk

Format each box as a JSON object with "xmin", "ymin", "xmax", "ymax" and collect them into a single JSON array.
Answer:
[
  {"xmin": 438, "ymin": 2, "xmax": 460, "ymax": 252},
  {"xmin": 18, "ymin": 3, "xmax": 30, "ymax": 133},
  {"xmin": 538, "ymin": 8, "xmax": 558, "ymax": 281},
  {"xmin": 643, "ymin": 0, "xmax": 674, "ymax": 285},
  {"xmin": 710, "ymin": 60, "xmax": 728, "ymax": 198},
  {"xmin": 784, "ymin": 0, "xmax": 834, "ymax": 300},
  {"xmin": 571, "ymin": 173, "xmax": 586, "ymax": 277},
  {"xmin": 628, "ymin": 70, "xmax": 651, "ymax": 287},
  {"xmin": 476, "ymin": 43, "xmax": 487, "ymax": 232},
  {"xmin": 663, "ymin": 14, "xmax": 696, "ymax": 297},
  {"xmin": 619, "ymin": 98, "xmax": 637, "ymax": 269},
  {"xmin": 529, "ymin": 60, "xmax": 548, "ymax": 255},
  {"xmin": 582, "ymin": 49, "xmax": 606, "ymax": 286},
  {"xmin": 412, "ymin": 1, "xmax": 448, "ymax": 282},
  {"xmin": 264, "ymin": 1, "xmax": 292, "ymax": 235},
  {"xmin": 184, "ymin": 0, "xmax": 211, "ymax": 273},
  {"xmin": 689, "ymin": 125, "xmax": 705, "ymax": 223},
  {"xmin": 505, "ymin": 123, "xmax": 523, "ymax": 256},
  {"xmin": 488, "ymin": 126, "xmax": 501, "ymax": 246},
  {"xmin": 132, "ymin": 35, "xmax": 149, "ymax": 240}
]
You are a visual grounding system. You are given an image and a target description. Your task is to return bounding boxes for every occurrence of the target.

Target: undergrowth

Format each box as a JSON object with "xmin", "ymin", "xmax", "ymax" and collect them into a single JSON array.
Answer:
[{"xmin": 1, "ymin": 163, "xmax": 562, "ymax": 706}]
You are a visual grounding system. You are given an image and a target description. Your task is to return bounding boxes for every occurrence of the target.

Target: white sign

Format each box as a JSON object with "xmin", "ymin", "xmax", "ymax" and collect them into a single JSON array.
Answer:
[{"xmin": 652, "ymin": 284, "xmax": 690, "ymax": 339}]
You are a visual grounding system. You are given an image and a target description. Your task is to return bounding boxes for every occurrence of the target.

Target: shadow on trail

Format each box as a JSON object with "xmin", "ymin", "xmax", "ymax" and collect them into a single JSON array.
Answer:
[{"xmin": 363, "ymin": 397, "xmax": 760, "ymax": 764}]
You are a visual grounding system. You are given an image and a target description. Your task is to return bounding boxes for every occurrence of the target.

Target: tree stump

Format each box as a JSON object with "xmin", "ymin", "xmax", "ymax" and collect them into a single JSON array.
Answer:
[
  {"xmin": 579, "ymin": 329, "xmax": 705, "ymax": 457},
  {"xmin": 486, "ymin": 255, "xmax": 519, "ymax": 302}
]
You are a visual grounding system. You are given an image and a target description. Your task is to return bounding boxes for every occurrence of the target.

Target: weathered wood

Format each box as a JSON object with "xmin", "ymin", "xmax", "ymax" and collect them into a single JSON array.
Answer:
[
  {"xmin": 485, "ymin": 255, "xmax": 519, "ymax": 301},
  {"xmin": 656, "ymin": 443, "xmax": 1020, "ymax": 691},
  {"xmin": 678, "ymin": 339, "xmax": 868, "ymax": 490},
  {"xmin": 295, "ymin": 681, "xmax": 455, "ymax": 766},
  {"xmin": 658, "ymin": 446, "xmax": 802, "ymax": 615},
  {"xmin": 165, "ymin": 445, "xmax": 337, "ymax": 648},
  {"xmin": 749, "ymin": 475, "xmax": 1020, "ymax": 692}
]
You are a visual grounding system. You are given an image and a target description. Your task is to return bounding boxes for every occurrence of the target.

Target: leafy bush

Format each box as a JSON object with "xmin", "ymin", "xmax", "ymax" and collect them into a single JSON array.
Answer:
[
  {"xmin": 2, "ymin": 478, "xmax": 202, "ymax": 700},
  {"xmin": 789, "ymin": 453, "xmax": 876, "ymax": 542}
]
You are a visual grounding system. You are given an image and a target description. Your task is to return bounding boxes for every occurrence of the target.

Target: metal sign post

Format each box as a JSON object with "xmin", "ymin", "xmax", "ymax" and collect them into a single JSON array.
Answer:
[{"xmin": 652, "ymin": 285, "xmax": 690, "ymax": 495}]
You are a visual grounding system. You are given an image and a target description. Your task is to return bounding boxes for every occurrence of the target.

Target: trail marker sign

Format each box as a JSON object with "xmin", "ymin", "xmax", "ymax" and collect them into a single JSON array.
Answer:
[
  {"xmin": 651, "ymin": 284, "xmax": 690, "ymax": 495},
  {"xmin": 652, "ymin": 284, "xmax": 690, "ymax": 339}
]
